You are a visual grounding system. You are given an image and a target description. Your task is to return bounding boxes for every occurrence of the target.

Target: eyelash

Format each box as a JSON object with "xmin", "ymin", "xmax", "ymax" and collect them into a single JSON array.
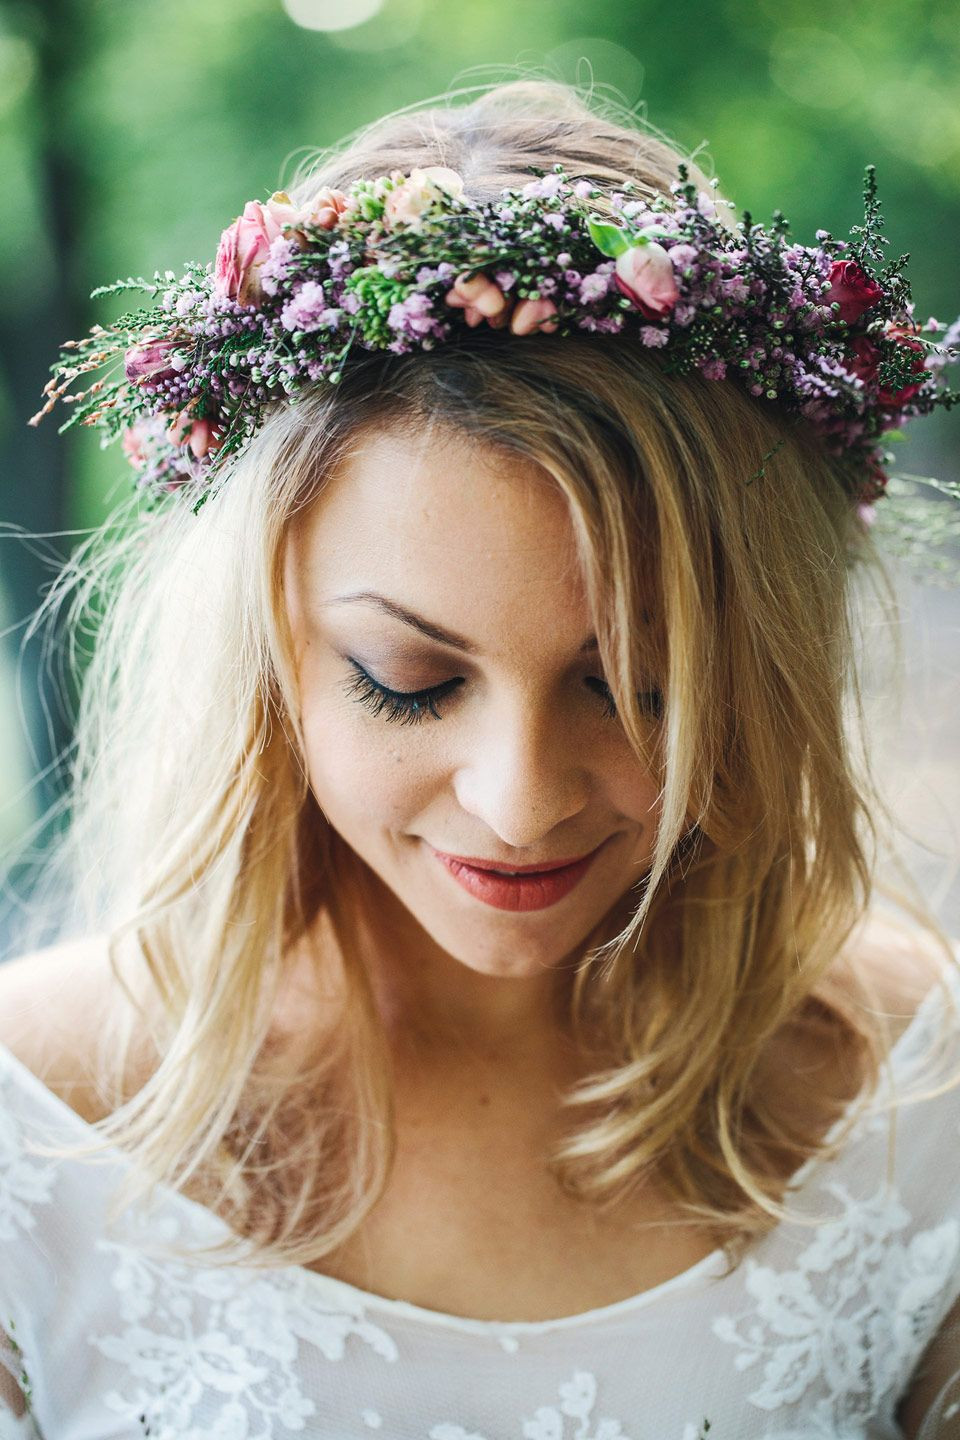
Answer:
[{"xmin": 342, "ymin": 661, "xmax": 662, "ymax": 728}]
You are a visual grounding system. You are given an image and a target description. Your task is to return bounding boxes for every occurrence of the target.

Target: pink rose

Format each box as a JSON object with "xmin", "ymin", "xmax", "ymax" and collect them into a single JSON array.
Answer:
[
  {"xmin": 614, "ymin": 242, "xmax": 680, "ymax": 321},
  {"xmin": 383, "ymin": 167, "xmax": 464, "ymax": 232},
  {"xmin": 825, "ymin": 260, "xmax": 883, "ymax": 326},
  {"xmin": 215, "ymin": 192, "xmax": 299, "ymax": 306},
  {"xmin": 124, "ymin": 340, "xmax": 183, "ymax": 386}
]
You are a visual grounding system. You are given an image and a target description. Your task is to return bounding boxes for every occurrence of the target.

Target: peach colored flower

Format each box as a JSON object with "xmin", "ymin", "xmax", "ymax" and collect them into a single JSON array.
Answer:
[
  {"xmin": 510, "ymin": 297, "xmax": 559, "ymax": 335},
  {"xmin": 383, "ymin": 167, "xmax": 465, "ymax": 232},
  {"xmin": 614, "ymin": 241, "xmax": 680, "ymax": 321},
  {"xmin": 444, "ymin": 272, "xmax": 510, "ymax": 328},
  {"xmin": 299, "ymin": 186, "xmax": 349, "ymax": 231}
]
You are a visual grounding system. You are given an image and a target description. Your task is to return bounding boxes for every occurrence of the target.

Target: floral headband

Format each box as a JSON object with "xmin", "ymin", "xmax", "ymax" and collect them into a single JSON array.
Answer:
[{"xmin": 29, "ymin": 161, "xmax": 960, "ymax": 522}]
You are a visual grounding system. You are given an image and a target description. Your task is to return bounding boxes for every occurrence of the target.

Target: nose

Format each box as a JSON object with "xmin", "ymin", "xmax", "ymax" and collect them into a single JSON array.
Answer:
[{"xmin": 451, "ymin": 693, "xmax": 592, "ymax": 850}]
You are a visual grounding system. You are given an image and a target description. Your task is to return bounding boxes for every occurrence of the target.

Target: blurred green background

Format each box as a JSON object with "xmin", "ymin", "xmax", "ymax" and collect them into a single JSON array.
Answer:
[{"xmin": 1, "ymin": 0, "xmax": 959, "ymax": 941}]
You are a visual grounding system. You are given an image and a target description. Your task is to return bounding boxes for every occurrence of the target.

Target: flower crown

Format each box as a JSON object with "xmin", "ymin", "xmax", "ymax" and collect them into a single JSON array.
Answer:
[{"xmin": 30, "ymin": 161, "xmax": 959, "ymax": 520}]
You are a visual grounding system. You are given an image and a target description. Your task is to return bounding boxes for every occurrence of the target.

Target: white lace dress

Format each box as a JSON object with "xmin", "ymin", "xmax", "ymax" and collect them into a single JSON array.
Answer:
[{"xmin": 2, "ymin": 964, "xmax": 960, "ymax": 1440}]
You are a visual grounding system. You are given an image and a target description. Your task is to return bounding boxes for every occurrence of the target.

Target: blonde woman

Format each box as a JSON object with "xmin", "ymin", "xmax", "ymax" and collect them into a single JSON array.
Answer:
[{"xmin": 2, "ymin": 79, "xmax": 960, "ymax": 1438}]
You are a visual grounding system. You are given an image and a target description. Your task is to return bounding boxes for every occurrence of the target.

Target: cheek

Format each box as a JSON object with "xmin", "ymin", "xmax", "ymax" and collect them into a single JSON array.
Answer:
[
  {"xmin": 606, "ymin": 750, "xmax": 662, "ymax": 828},
  {"xmin": 300, "ymin": 693, "xmax": 433, "ymax": 834}
]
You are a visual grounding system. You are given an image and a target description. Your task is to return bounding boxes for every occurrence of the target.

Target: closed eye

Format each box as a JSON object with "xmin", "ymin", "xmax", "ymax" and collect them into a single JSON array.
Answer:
[
  {"xmin": 341, "ymin": 660, "xmax": 662, "ymax": 727},
  {"xmin": 342, "ymin": 662, "xmax": 464, "ymax": 725}
]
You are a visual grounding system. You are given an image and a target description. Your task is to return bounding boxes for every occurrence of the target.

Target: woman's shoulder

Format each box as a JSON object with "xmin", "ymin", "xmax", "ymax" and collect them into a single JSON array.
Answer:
[
  {"xmin": 835, "ymin": 907, "xmax": 959, "ymax": 1048},
  {"xmin": 0, "ymin": 930, "xmax": 143, "ymax": 1126},
  {"xmin": 812, "ymin": 909, "xmax": 957, "ymax": 1092}
]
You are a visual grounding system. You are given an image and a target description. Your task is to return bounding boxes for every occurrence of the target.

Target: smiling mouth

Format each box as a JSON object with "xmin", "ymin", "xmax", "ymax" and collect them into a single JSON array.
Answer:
[
  {"xmin": 429, "ymin": 841, "xmax": 608, "ymax": 913},
  {"xmin": 429, "ymin": 842, "xmax": 606, "ymax": 874}
]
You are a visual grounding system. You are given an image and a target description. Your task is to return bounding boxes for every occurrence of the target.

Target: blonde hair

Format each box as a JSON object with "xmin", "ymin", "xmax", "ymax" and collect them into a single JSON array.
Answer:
[{"xmin": 10, "ymin": 77, "xmax": 960, "ymax": 1274}]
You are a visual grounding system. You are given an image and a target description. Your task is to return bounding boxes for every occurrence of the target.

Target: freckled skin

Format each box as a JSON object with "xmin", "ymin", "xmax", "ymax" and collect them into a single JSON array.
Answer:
[{"xmin": 282, "ymin": 421, "xmax": 661, "ymax": 1052}]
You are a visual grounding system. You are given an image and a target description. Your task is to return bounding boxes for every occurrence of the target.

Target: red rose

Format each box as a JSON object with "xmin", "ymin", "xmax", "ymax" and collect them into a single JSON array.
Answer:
[
  {"xmin": 877, "ymin": 325, "xmax": 927, "ymax": 408},
  {"xmin": 847, "ymin": 334, "xmax": 880, "ymax": 384},
  {"xmin": 825, "ymin": 260, "xmax": 884, "ymax": 325},
  {"xmin": 845, "ymin": 326, "xmax": 928, "ymax": 408}
]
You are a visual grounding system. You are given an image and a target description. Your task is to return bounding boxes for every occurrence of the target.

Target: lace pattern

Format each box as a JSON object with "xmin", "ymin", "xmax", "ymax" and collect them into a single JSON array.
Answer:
[{"xmin": 0, "ymin": 955, "xmax": 959, "ymax": 1439}]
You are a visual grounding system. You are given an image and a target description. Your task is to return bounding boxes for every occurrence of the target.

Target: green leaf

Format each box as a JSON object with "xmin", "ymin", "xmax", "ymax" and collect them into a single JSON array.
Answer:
[{"xmin": 587, "ymin": 218, "xmax": 631, "ymax": 259}]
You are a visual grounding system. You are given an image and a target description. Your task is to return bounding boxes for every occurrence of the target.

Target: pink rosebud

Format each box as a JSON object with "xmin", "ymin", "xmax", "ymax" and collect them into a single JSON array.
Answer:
[
  {"xmin": 124, "ymin": 340, "xmax": 180, "ymax": 385},
  {"xmin": 167, "ymin": 410, "xmax": 223, "ymax": 459},
  {"xmin": 614, "ymin": 242, "xmax": 680, "ymax": 321},
  {"xmin": 215, "ymin": 193, "xmax": 295, "ymax": 307},
  {"xmin": 825, "ymin": 260, "xmax": 884, "ymax": 326}
]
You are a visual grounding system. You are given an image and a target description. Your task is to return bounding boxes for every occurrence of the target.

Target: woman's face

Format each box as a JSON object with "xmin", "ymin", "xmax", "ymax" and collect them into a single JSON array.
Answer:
[{"xmin": 283, "ymin": 421, "xmax": 662, "ymax": 988}]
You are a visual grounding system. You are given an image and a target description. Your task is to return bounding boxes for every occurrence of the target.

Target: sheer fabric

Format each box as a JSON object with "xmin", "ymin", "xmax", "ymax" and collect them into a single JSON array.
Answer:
[{"xmin": 2, "ymin": 960, "xmax": 960, "ymax": 1439}]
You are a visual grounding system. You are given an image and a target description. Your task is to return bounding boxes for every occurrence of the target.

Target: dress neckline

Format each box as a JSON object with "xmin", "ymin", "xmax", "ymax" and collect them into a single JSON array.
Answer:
[{"xmin": 3, "ymin": 953, "xmax": 958, "ymax": 1337}]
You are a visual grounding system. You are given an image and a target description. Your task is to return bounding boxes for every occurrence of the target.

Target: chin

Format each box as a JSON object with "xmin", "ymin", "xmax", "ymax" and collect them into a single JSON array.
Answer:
[{"xmin": 418, "ymin": 906, "xmax": 599, "ymax": 975}]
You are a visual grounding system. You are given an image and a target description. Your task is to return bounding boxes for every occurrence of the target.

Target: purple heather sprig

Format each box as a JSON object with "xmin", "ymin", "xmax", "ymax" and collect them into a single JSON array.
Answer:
[{"xmin": 29, "ymin": 161, "xmax": 959, "ymax": 520}]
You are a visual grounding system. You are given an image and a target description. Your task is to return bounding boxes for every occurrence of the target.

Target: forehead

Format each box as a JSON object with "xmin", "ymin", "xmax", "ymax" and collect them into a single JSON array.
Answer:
[{"xmin": 292, "ymin": 423, "xmax": 584, "ymax": 587}]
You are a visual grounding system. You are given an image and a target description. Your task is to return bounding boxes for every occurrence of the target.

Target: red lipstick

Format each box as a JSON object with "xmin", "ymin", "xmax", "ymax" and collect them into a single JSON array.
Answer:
[
  {"xmin": 430, "ymin": 842, "xmax": 606, "ymax": 912},
  {"xmin": 438, "ymin": 852, "xmax": 594, "ymax": 873}
]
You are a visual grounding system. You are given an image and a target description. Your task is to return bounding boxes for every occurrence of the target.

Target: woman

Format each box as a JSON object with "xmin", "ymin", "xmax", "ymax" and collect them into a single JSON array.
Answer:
[{"xmin": 2, "ymin": 79, "xmax": 960, "ymax": 1437}]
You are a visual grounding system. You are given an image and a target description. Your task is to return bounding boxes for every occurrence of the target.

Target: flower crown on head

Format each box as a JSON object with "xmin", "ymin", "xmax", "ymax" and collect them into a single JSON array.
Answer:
[{"xmin": 30, "ymin": 160, "xmax": 960, "ymax": 520}]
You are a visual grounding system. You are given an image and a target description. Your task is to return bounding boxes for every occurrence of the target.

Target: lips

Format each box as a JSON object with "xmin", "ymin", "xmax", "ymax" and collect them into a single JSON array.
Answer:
[
  {"xmin": 436, "ymin": 851, "xmax": 597, "ymax": 874},
  {"xmin": 430, "ymin": 841, "xmax": 606, "ymax": 912}
]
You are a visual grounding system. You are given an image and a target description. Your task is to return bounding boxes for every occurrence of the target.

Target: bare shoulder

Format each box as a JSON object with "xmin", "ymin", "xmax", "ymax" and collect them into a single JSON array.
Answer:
[
  {"xmin": 0, "ymin": 931, "xmax": 139, "ymax": 1123},
  {"xmin": 837, "ymin": 907, "xmax": 957, "ymax": 1042}
]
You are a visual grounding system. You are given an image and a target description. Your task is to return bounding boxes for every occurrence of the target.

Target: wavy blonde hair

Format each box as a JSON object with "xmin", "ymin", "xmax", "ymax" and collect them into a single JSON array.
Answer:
[{"xmin": 10, "ymin": 77, "xmax": 960, "ymax": 1274}]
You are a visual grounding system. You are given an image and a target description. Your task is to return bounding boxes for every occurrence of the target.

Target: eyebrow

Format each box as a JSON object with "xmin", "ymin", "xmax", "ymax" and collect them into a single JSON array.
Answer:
[{"xmin": 322, "ymin": 590, "xmax": 600, "ymax": 656}]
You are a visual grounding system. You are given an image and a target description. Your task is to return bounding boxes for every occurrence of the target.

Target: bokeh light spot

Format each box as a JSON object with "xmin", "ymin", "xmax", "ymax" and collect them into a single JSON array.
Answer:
[{"xmin": 282, "ymin": 0, "xmax": 386, "ymax": 32}]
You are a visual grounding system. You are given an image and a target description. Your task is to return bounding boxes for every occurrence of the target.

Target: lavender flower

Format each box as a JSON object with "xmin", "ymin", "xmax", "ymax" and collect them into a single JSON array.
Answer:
[
  {"xmin": 280, "ymin": 282, "xmax": 340, "ymax": 333},
  {"xmin": 387, "ymin": 291, "xmax": 443, "ymax": 340},
  {"xmin": 258, "ymin": 236, "xmax": 299, "ymax": 298},
  {"xmin": 578, "ymin": 272, "xmax": 612, "ymax": 304}
]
